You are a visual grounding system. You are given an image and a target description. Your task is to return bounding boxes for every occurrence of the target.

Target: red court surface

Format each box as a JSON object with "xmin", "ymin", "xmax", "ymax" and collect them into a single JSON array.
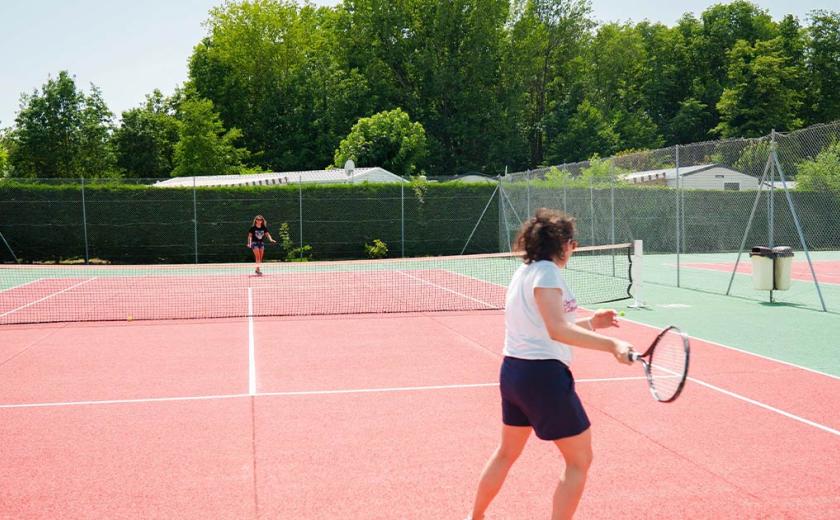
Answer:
[
  {"xmin": 683, "ymin": 259, "xmax": 840, "ymax": 285},
  {"xmin": 2, "ymin": 311, "xmax": 839, "ymax": 519}
]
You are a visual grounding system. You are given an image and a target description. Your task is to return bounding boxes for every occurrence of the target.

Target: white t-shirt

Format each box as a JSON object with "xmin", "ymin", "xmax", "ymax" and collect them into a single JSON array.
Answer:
[{"xmin": 503, "ymin": 260, "xmax": 578, "ymax": 364}]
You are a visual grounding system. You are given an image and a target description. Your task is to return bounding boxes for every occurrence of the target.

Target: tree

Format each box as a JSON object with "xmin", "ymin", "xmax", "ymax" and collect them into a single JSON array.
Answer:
[
  {"xmin": 333, "ymin": 108, "xmax": 427, "ymax": 177},
  {"xmin": 0, "ymin": 141, "xmax": 9, "ymax": 178},
  {"xmin": 171, "ymin": 98, "xmax": 249, "ymax": 177},
  {"xmin": 9, "ymin": 71, "xmax": 117, "ymax": 178},
  {"xmin": 505, "ymin": 0, "xmax": 594, "ymax": 167},
  {"xmin": 795, "ymin": 140, "xmax": 840, "ymax": 191},
  {"xmin": 547, "ymin": 100, "xmax": 619, "ymax": 163},
  {"xmin": 805, "ymin": 10, "xmax": 840, "ymax": 123},
  {"xmin": 714, "ymin": 38, "xmax": 803, "ymax": 138},
  {"xmin": 112, "ymin": 90, "xmax": 181, "ymax": 178}
]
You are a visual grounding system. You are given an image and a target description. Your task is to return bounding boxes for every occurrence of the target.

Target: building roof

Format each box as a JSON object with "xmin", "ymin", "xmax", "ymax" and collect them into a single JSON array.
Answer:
[
  {"xmin": 153, "ymin": 167, "xmax": 406, "ymax": 188},
  {"xmin": 622, "ymin": 164, "xmax": 746, "ymax": 184}
]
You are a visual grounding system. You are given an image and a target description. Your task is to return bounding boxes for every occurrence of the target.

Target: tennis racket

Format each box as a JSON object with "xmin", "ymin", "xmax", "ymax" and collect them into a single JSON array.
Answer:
[{"xmin": 629, "ymin": 325, "xmax": 690, "ymax": 403}]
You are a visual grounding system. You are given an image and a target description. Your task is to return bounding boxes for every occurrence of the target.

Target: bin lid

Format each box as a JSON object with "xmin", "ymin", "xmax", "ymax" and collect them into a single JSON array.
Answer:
[
  {"xmin": 750, "ymin": 246, "xmax": 774, "ymax": 257},
  {"xmin": 772, "ymin": 246, "xmax": 794, "ymax": 257}
]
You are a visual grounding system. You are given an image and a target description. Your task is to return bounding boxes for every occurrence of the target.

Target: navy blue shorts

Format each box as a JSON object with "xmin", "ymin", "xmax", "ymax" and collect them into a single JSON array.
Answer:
[
  {"xmin": 500, "ymin": 356, "xmax": 590, "ymax": 440},
  {"xmin": 250, "ymin": 242, "xmax": 265, "ymax": 250}
]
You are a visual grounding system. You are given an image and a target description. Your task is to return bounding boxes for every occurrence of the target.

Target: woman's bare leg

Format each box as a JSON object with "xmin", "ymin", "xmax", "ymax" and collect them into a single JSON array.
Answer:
[
  {"xmin": 551, "ymin": 428, "xmax": 593, "ymax": 520},
  {"xmin": 469, "ymin": 425, "xmax": 531, "ymax": 519}
]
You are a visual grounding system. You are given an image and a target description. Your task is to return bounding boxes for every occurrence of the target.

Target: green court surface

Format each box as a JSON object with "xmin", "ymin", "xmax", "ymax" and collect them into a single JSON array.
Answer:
[{"xmin": 590, "ymin": 280, "xmax": 840, "ymax": 378}]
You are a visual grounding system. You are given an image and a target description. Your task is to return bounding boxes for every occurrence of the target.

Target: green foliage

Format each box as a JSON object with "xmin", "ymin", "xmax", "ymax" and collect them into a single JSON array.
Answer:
[
  {"xmin": 112, "ymin": 90, "xmax": 181, "ymax": 178},
  {"xmin": 0, "ymin": 141, "xmax": 9, "ymax": 178},
  {"xmin": 580, "ymin": 156, "xmax": 628, "ymax": 185},
  {"xmin": 9, "ymin": 71, "xmax": 118, "ymax": 178},
  {"xmin": 276, "ymin": 222, "xmax": 313, "ymax": 262},
  {"xmin": 733, "ymin": 140, "xmax": 772, "ymax": 175},
  {"xmin": 714, "ymin": 37, "xmax": 803, "ymax": 137},
  {"xmin": 548, "ymin": 100, "xmax": 619, "ymax": 163},
  {"xmin": 795, "ymin": 141, "xmax": 840, "ymax": 192},
  {"xmin": 172, "ymin": 98, "xmax": 249, "ymax": 177},
  {"xmin": 333, "ymin": 109, "xmax": 428, "ymax": 177},
  {"xmin": 364, "ymin": 239, "xmax": 389, "ymax": 259},
  {"xmin": 805, "ymin": 11, "xmax": 840, "ymax": 123}
]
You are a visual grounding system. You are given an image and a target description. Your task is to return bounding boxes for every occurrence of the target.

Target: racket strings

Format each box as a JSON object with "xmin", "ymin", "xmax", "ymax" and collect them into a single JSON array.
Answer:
[{"xmin": 648, "ymin": 332, "xmax": 688, "ymax": 401}]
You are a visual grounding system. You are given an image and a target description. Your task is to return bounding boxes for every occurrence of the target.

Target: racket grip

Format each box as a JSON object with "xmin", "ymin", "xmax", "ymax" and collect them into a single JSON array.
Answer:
[{"xmin": 629, "ymin": 351, "xmax": 641, "ymax": 362}]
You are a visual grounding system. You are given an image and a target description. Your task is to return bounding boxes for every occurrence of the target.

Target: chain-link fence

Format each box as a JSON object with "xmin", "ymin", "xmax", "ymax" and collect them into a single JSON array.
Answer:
[
  {"xmin": 501, "ymin": 121, "xmax": 840, "ymax": 312},
  {"xmin": 0, "ymin": 177, "xmax": 500, "ymax": 265}
]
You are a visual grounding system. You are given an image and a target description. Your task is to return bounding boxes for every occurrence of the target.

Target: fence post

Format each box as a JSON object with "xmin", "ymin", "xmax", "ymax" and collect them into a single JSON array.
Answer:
[
  {"xmin": 675, "ymin": 145, "xmax": 680, "ymax": 287},
  {"xmin": 526, "ymin": 170, "xmax": 531, "ymax": 217},
  {"xmin": 589, "ymin": 176, "xmax": 595, "ymax": 247},
  {"xmin": 298, "ymin": 175, "xmax": 304, "ymax": 259},
  {"xmin": 193, "ymin": 176, "xmax": 199, "ymax": 263},
  {"xmin": 81, "ymin": 177, "xmax": 89, "ymax": 264},
  {"xmin": 400, "ymin": 182, "xmax": 405, "ymax": 258},
  {"xmin": 769, "ymin": 131, "xmax": 775, "ymax": 248}
]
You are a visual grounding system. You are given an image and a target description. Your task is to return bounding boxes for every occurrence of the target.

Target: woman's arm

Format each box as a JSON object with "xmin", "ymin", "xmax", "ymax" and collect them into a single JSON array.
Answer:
[
  {"xmin": 247, "ymin": 232, "xmax": 252, "ymax": 247},
  {"xmin": 534, "ymin": 287, "xmax": 633, "ymax": 364},
  {"xmin": 265, "ymin": 232, "xmax": 276, "ymax": 243}
]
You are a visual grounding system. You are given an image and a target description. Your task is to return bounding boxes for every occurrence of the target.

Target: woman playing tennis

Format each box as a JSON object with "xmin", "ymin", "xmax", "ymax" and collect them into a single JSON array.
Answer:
[
  {"xmin": 247, "ymin": 215, "xmax": 276, "ymax": 275},
  {"xmin": 468, "ymin": 208, "xmax": 634, "ymax": 520}
]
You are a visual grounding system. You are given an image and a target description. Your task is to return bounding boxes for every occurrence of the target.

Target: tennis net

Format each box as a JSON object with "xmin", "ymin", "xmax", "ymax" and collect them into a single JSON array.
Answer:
[{"xmin": 0, "ymin": 242, "xmax": 637, "ymax": 325}]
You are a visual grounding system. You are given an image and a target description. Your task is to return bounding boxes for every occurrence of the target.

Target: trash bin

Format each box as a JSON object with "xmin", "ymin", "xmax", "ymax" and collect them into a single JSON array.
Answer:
[
  {"xmin": 749, "ymin": 246, "xmax": 775, "ymax": 290},
  {"xmin": 772, "ymin": 246, "xmax": 794, "ymax": 290}
]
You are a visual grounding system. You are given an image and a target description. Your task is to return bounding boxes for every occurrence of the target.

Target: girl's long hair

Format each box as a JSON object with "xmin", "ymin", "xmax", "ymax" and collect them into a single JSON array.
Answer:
[{"xmin": 252, "ymin": 215, "xmax": 267, "ymax": 227}]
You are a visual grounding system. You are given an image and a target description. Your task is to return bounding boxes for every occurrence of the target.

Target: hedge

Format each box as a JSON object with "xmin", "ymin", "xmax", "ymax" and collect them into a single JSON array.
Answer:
[{"xmin": 0, "ymin": 181, "xmax": 500, "ymax": 264}]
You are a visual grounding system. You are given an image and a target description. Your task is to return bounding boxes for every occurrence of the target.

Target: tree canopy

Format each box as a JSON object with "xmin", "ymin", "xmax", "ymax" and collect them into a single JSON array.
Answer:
[{"xmin": 3, "ymin": 1, "xmax": 840, "ymax": 178}]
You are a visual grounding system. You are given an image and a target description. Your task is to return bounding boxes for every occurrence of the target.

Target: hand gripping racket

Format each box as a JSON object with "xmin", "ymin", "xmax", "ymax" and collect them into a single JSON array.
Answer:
[{"xmin": 629, "ymin": 325, "xmax": 690, "ymax": 403}]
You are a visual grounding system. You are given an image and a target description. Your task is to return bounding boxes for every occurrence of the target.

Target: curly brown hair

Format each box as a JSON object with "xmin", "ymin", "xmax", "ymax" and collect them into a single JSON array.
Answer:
[{"xmin": 514, "ymin": 208, "xmax": 576, "ymax": 264}]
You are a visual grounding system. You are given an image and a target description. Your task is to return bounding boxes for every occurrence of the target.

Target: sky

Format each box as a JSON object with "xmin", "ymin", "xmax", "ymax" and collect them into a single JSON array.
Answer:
[{"xmin": 1, "ymin": 0, "xmax": 836, "ymax": 128}]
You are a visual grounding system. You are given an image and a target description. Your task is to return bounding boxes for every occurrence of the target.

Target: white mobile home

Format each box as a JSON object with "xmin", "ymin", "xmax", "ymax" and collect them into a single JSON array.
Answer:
[
  {"xmin": 153, "ymin": 167, "xmax": 406, "ymax": 188},
  {"xmin": 623, "ymin": 164, "xmax": 759, "ymax": 191}
]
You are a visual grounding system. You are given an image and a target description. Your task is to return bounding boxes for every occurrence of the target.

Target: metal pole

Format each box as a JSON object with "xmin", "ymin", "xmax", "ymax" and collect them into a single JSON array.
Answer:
[
  {"xmin": 0, "ymin": 231, "xmax": 18, "ymax": 263},
  {"xmin": 460, "ymin": 183, "xmax": 500, "ymax": 255},
  {"xmin": 675, "ymin": 145, "xmax": 680, "ymax": 287},
  {"xmin": 81, "ymin": 177, "xmax": 89, "ymax": 264},
  {"xmin": 589, "ymin": 176, "xmax": 595, "ymax": 247},
  {"xmin": 193, "ymin": 176, "xmax": 199, "ymax": 263},
  {"xmin": 773, "ymin": 150, "xmax": 828, "ymax": 312},
  {"xmin": 769, "ymin": 132, "xmax": 775, "ymax": 249},
  {"xmin": 298, "ymin": 175, "xmax": 303, "ymax": 259},
  {"xmin": 400, "ymin": 182, "xmax": 405, "ymax": 258},
  {"xmin": 727, "ymin": 152, "xmax": 773, "ymax": 295},
  {"xmin": 526, "ymin": 170, "xmax": 531, "ymax": 217},
  {"xmin": 610, "ymin": 177, "xmax": 616, "ymax": 276}
]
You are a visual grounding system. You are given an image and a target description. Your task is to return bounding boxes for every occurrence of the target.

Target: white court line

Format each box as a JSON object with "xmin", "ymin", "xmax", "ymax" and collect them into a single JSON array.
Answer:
[
  {"xmin": 248, "ymin": 287, "xmax": 256, "ymax": 395},
  {"xmin": 0, "ymin": 277, "xmax": 97, "ymax": 319},
  {"xmin": 687, "ymin": 376, "xmax": 839, "ymax": 436},
  {"xmin": 396, "ymin": 270, "xmax": 497, "ymax": 309},
  {"xmin": 0, "ymin": 377, "xmax": 648, "ymax": 410},
  {"xmin": 0, "ymin": 278, "xmax": 43, "ymax": 294}
]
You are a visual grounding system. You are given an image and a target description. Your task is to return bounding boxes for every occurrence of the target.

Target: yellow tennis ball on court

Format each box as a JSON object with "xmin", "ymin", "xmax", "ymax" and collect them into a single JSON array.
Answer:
[{"xmin": 618, "ymin": 311, "xmax": 625, "ymax": 317}]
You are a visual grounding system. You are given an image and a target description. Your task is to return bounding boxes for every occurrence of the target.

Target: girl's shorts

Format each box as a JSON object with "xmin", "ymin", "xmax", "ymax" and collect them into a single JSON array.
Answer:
[{"xmin": 499, "ymin": 356, "xmax": 591, "ymax": 440}]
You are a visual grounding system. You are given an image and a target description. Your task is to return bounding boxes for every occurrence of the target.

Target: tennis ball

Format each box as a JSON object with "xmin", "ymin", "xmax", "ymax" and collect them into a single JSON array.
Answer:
[{"xmin": 618, "ymin": 311, "xmax": 625, "ymax": 317}]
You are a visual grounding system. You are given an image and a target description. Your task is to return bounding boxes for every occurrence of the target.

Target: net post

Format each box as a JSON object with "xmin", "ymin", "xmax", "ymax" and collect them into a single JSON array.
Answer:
[
  {"xmin": 81, "ymin": 177, "xmax": 89, "ymax": 264},
  {"xmin": 192, "ymin": 176, "xmax": 199, "ymax": 264},
  {"xmin": 629, "ymin": 239, "xmax": 646, "ymax": 308}
]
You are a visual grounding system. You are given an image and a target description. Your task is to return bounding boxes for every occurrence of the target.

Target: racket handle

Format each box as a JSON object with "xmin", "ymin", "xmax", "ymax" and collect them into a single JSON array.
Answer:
[{"xmin": 629, "ymin": 351, "xmax": 641, "ymax": 362}]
